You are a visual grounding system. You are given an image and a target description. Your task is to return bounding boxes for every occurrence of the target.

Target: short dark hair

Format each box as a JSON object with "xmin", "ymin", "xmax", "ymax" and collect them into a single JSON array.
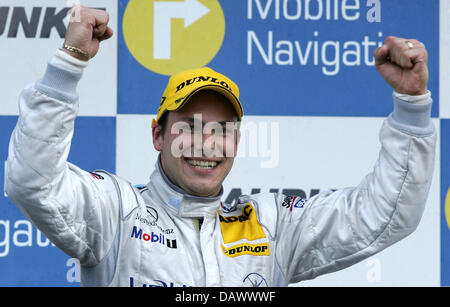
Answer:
[{"xmin": 158, "ymin": 111, "xmax": 170, "ymax": 137}]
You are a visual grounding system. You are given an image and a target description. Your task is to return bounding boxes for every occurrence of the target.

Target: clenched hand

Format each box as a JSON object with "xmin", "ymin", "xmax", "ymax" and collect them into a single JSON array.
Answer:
[
  {"xmin": 374, "ymin": 36, "xmax": 429, "ymax": 96},
  {"xmin": 63, "ymin": 5, "xmax": 114, "ymax": 61}
]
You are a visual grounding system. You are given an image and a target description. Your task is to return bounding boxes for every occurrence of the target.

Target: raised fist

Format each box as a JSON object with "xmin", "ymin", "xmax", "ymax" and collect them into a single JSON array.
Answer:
[
  {"xmin": 374, "ymin": 36, "xmax": 429, "ymax": 96},
  {"xmin": 63, "ymin": 5, "xmax": 114, "ymax": 61}
]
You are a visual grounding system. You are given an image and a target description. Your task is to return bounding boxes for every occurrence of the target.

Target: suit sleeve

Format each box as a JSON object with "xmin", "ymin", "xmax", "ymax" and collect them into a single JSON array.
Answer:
[
  {"xmin": 274, "ymin": 94, "xmax": 436, "ymax": 283},
  {"xmin": 5, "ymin": 60, "xmax": 120, "ymax": 267}
]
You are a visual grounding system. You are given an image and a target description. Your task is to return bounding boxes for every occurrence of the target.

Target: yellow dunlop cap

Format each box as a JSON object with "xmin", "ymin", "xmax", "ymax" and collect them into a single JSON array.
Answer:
[{"xmin": 152, "ymin": 67, "xmax": 243, "ymax": 127}]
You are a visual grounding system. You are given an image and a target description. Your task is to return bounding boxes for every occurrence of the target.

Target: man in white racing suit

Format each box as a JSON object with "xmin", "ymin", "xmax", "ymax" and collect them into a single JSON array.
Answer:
[{"xmin": 5, "ymin": 7, "xmax": 436, "ymax": 287}]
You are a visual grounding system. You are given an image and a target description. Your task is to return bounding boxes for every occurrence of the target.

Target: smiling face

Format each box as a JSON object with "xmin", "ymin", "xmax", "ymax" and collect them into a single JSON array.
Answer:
[{"xmin": 152, "ymin": 90, "xmax": 240, "ymax": 197}]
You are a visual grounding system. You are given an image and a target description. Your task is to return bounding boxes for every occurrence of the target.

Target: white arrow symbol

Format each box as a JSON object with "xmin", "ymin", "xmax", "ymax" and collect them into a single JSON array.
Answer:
[{"xmin": 153, "ymin": 0, "xmax": 211, "ymax": 60}]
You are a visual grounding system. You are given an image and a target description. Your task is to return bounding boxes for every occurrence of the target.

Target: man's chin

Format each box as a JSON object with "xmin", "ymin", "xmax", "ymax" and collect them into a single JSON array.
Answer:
[{"xmin": 183, "ymin": 180, "xmax": 221, "ymax": 197}]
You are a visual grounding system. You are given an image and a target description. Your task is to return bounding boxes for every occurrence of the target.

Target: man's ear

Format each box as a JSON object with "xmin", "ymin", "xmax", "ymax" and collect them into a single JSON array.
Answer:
[
  {"xmin": 152, "ymin": 122, "xmax": 164, "ymax": 152},
  {"xmin": 226, "ymin": 122, "xmax": 241, "ymax": 158},
  {"xmin": 234, "ymin": 127, "xmax": 241, "ymax": 157}
]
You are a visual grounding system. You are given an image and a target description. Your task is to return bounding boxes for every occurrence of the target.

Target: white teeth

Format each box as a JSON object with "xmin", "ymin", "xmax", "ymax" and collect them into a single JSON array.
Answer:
[{"xmin": 186, "ymin": 159, "xmax": 218, "ymax": 169}]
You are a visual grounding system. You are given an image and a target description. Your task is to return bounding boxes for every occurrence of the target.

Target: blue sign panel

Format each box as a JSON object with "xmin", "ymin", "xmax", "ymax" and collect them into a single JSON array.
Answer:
[
  {"xmin": 0, "ymin": 116, "xmax": 116, "ymax": 286},
  {"xmin": 118, "ymin": 0, "xmax": 438, "ymax": 117},
  {"xmin": 441, "ymin": 119, "xmax": 450, "ymax": 286}
]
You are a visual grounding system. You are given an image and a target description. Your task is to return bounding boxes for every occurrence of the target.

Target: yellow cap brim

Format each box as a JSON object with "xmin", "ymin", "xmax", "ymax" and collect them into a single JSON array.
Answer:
[{"xmin": 159, "ymin": 84, "xmax": 243, "ymax": 123}]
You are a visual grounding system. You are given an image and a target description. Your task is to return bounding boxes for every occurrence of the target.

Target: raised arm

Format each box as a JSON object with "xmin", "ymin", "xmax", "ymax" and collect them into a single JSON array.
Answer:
[
  {"xmin": 273, "ymin": 36, "xmax": 436, "ymax": 283},
  {"xmin": 5, "ymin": 6, "xmax": 118, "ymax": 267}
]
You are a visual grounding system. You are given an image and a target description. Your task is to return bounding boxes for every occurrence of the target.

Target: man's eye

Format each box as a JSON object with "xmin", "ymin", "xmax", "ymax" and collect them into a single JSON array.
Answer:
[{"xmin": 224, "ymin": 128, "xmax": 235, "ymax": 135}]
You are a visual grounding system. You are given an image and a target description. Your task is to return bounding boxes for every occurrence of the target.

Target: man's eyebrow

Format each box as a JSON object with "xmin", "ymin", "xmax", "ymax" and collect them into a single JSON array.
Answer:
[
  {"xmin": 178, "ymin": 117, "xmax": 195, "ymax": 122},
  {"xmin": 177, "ymin": 117, "xmax": 235, "ymax": 126}
]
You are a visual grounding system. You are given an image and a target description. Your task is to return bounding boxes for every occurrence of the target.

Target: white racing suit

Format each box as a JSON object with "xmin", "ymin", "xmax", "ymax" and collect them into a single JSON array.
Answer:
[{"xmin": 5, "ymin": 54, "xmax": 436, "ymax": 287}]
